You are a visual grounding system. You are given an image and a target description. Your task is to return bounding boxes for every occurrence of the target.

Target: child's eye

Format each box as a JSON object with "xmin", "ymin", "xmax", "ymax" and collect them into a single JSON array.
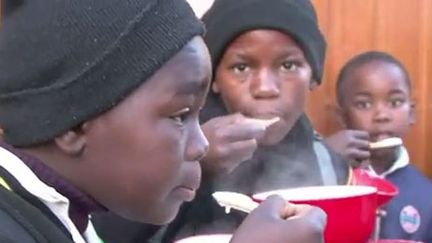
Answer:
[
  {"xmin": 355, "ymin": 101, "xmax": 372, "ymax": 110},
  {"xmin": 281, "ymin": 61, "xmax": 299, "ymax": 72},
  {"xmin": 389, "ymin": 98, "xmax": 405, "ymax": 108},
  {"xmin": 231, "ymin": 63, "xmax": 250, "ymax": 74},
  {"xmin": 170, "ymin": 107, "xmax": 191, "ymax": 124}
]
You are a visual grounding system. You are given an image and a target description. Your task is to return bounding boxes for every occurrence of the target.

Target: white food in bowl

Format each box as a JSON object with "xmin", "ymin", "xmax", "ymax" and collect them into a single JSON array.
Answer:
[{"xmin": 253, "ymin": 185, "xmax": 377, "ymax": 201}]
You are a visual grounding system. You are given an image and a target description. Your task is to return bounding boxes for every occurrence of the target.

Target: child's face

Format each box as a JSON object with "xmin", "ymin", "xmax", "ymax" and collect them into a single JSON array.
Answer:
[
  {"xmin": 213, "ymin": 30, "xmax": 313, "ymax": 145},
  {"xmin": 341, "ymin": 61, "xmax": 414, "ymax": 145},
  {"xmin": 76, "ymin": 37, "xmax": 211, "ymax": 224}
]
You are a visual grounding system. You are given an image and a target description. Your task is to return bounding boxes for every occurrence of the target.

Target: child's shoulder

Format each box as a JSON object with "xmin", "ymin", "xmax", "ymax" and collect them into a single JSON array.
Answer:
[
  {"xmin": 390, "ymin": 164, "xmax": 432, "ymax": 191},
  {"xmin": 403, "ymin": 164, "xmax": 431, "ymax": 183}
]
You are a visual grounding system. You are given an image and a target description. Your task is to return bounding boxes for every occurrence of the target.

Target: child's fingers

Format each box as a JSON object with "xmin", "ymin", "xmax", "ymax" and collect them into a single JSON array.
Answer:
[
  {"xmin": 281, "ymin": 202, "xmax": 305, "ymax": 219},
  {"xmin": 285, "ymin": 204, "xmax": 316, "ymax": 218},
  {"xmin": 350, "ymin": 138, "xmax": 370, "ymax": 150},
  {"xmin": 350, "ymin": 130, "xmax": 370, "ymax": 140},
  {"xmin": 261, "ymin": 197, "xmax": 325, "ymax": 222},
  {"xmin": 252, "ymin": 195, "xmax": 287, "ymax": 218},
  {"xmin": 218, "ymin": 139, "xmax": 259, "ymax": 170},
  {"xmin": 254, "ymin": 195, "xmax": 320, "ymax": 221},
  {"xmin": 222, "ymin": 117, "xmax": 280, "ymax": 142},
  {"xmin": 223, "ymin": 122, "xmax": 266, "ymax": 142},
  {"xmin": 205, "ymin": 114, "xmax": 268, "ymax": 143},
  {"xmin": 347, "ymin": 148, "xmax": 371, "ymax": 161},
  {"xmin": 284, "ymin": 204, "xmax": 328, "ymax": 230}
]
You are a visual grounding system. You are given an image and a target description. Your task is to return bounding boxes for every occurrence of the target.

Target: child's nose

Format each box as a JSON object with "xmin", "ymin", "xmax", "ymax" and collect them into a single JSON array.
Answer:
[
  {"xmin": 250, "ymin": 69, "xmax": 280, "ymax": 99},
  {"xmin": 372, "ymin": 105, "xmax": 392, "ymax": 123},
  {"xmin": 186, "ymin": 126, "xmax": 209, "ymax": 162}
]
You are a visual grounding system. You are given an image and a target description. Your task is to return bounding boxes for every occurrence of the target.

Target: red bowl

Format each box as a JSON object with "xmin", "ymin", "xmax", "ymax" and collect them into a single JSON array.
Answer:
[
  {"xmin": 253, "ymin": 185, "xmax": 378, "ymax": 243},
  {"xmin": 353, "ymin": 168, "xmax": 399, "ymax": 207},
  {"xmin": 368, "ymin": 240, "xmax": 424, "ymax": 243},
  {"xmin": 175, "ymin": 234, "xmax": 232, "ymax": 243}
]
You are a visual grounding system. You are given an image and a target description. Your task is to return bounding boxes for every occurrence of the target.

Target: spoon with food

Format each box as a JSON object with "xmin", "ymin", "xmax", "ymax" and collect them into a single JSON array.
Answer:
[
  {"xmin": 243, "ymin": 117, "xmax": 280, "ymax": 130},
  {"xmin": 212, "ymin": 191, "xmax": 259, "ymax": 214},
  {"xmin": 369, "ymin": 137, "xmax": 403, "ymax": 150}
]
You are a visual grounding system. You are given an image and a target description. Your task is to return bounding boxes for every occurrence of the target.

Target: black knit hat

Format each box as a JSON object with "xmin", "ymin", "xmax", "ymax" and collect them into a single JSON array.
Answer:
[
  {"xmin": 202, "ymin": 0, "xmax": 326, "ymax": 83},
  {"xmin": 0, "ymin": 0, "xmax": 204, "ymax": 146}
]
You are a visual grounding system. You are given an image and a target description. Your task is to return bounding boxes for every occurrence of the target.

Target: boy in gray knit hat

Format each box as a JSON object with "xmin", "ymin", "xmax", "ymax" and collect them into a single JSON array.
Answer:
[{"xmin": 0, "ymin": 0, "xmax": 326, "ymax": 243}]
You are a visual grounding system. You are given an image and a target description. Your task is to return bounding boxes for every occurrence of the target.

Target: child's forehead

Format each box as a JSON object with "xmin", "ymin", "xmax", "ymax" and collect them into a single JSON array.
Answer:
[
  {"xmin": 349, "ymin": 61, "xmax": 409, "ymax": 89},
  {"xmin": 357, "ymin": 59, "xmax": 399, "ymax": 72},
  {"xmin": 336, "ymin": 62, "xmax": 411, "ymax": 104}
]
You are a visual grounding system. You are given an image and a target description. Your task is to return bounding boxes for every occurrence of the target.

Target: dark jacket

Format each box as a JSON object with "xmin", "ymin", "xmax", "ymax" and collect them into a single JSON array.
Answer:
[
  {"xmin": 0, "ymin": 168, "xmax": 73, "ymax": 243},
  {"xmin": 381, "ymin": 164, "xmax": 432, "ymax": 242}
]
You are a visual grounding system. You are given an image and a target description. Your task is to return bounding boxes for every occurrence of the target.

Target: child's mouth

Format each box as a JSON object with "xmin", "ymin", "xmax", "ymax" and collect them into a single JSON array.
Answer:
[{"xmin": 370, "ymin": 132, "xmax": 395, "ymax": 142}]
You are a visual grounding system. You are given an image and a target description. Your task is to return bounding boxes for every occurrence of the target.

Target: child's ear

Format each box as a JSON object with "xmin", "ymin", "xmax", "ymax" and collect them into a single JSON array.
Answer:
[
  {"xmin": 211, "ymin": 81, "xmax": 220, "ymax": 93},
  {"xmin": 54, "ymin": 122, "xmax": 89, "ymax": 156},
  {"xmin": 409, "ymin": 102, "xmax": 416, "ymax": 125}
]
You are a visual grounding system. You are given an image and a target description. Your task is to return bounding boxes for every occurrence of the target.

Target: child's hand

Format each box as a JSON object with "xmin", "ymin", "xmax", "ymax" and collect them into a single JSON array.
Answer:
[
  {"xmin": 200, "ymin": 113, "xmax": 269, "ymax": 175},
  {"xmin": 231, "ymin": 196, "xmax": 327, "ymax": 243},
  {"xmin": 324, "ymin": 130, "xmax": 370, "ymax": 167}
]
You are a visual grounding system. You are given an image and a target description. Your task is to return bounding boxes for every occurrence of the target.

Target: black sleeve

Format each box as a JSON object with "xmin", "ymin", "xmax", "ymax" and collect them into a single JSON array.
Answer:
[
  {"xmin": 0, "ymin": 186, "xmax": 74, "ymax": 243},
  {"xmin": 0, "ymin": 234, "xmax": 21, "ymax": 243},
  {"xmin": 0, "ymin": 208, "xmax": 37, "ymax": 243}
]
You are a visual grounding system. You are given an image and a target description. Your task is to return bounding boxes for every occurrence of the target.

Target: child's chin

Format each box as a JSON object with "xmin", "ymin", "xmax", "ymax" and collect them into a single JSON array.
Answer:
[
  {"xmin": 152, "ymin": 215, "xmax": 177, "ymax": 226},
  {"xmin": 145, "ymin": 208, "xmax": 180, "ymax": 226},
  {"xmin": 371, "ymin": 147, "xmax": 399, "ymax": 159},
  {"xmin": 259, "ymin": 125, "xmax": 290, "ymax": 146},
  {"xmin": 121, "ymin": 203, "xmax": 181, "ymax": 225}
]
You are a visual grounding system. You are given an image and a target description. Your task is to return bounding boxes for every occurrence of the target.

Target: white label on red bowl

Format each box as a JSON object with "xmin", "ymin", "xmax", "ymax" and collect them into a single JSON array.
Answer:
[{"xmin": 253, "ymin": 185, "xmax": 377, "ymax": 201}]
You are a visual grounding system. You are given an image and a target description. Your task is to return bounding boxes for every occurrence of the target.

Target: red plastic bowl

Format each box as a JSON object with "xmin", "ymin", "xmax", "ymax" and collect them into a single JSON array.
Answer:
[
  {"xmin": 353, "ymin": 168, "xmax": 399, "ymax": 207},
  {"xmin": 253, "ymin": 185, "xmax": 378, "ymax": 243},
  {"xmin": 175, "ymin": 234, "xmax": 232, "ymax": 243},
  {"xmin": 368, "ymin": 240, "xmax": 424, "ymax": 243}
]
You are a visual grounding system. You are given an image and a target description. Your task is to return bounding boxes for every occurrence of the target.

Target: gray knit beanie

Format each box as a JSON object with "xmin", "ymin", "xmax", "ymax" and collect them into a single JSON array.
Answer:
[{"xmin": 0, "ymin": 0, "xmax": 204, "ymax": 146}]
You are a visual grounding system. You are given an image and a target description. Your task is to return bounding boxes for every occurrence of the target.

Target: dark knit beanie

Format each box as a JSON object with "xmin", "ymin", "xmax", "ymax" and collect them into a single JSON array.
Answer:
[
  {"xmin": 202, "ymin": 0, "xmax": 326, "ymax": 83},
  {"xmin": 0, "ymin": 0, "xmax": 204, "ymax": 146}
]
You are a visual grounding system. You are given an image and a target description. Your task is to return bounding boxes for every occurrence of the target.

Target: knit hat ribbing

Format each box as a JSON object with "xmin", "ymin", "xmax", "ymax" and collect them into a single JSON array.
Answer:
[
  {"xmin": 202, "ymin": 0, "xmax": 326, "ymax": 83},
  {"xmin": 0, "ymin": 0, "xmax": 204, "ymax": 146}
]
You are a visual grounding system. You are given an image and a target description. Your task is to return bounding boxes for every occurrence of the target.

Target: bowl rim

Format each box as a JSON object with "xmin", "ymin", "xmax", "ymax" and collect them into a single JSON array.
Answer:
[
  {"xmin": 353, "ymin": 169, "xmax": 399, "ymax": 196},
  {"xmin": 175, "ymin": 234, "xmax": 232, "ymax": 243},
  {"xmin": 253, "ymin": 185, "xmax": 377, "ymax": 202}
]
